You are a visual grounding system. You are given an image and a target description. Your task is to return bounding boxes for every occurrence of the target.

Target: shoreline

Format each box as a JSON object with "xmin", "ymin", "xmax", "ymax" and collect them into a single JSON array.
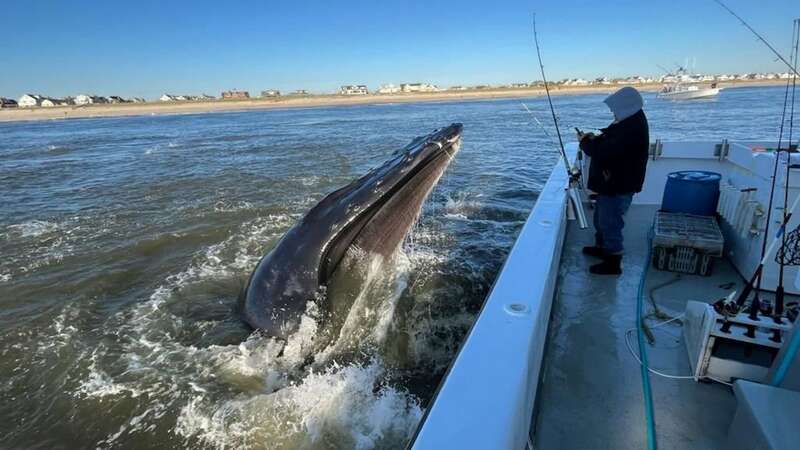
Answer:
[{"xmin": 0, "ymin": 80, "xmax": 786, "ymax": 124}]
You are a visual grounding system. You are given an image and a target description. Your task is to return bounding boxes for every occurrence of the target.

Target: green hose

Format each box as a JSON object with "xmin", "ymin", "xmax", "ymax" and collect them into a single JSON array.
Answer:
[{"xmin": 637, "ymin": 229, "xmax": 658, "ymax": 450}]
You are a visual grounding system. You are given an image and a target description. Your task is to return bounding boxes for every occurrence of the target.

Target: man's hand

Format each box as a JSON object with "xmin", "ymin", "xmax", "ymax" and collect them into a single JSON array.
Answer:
[{"xmin": 577, "ymin": 131, "xmax": 595, "ymax": 142}]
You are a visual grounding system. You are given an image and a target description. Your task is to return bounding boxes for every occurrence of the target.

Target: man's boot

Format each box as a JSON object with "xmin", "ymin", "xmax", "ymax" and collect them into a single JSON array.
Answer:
[
  {"xmin": 589, "ymin": 254, "xmax": 622, "ymax": 275},
  {"xmin": 582, "ymin": 246, "xmax": 606, "ymax": 258}
]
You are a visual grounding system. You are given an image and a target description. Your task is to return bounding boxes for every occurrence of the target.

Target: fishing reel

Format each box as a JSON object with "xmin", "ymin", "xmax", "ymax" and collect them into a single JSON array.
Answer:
[{"xmin": 713, "ymin": 291, "xmax": 740, "ymax": 317}]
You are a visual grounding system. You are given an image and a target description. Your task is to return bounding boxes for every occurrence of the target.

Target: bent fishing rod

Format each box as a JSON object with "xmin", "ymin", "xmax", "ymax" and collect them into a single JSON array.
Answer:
[{"xmin": 531, "ymin": 13, "xmax": 588, "ymax": 229}]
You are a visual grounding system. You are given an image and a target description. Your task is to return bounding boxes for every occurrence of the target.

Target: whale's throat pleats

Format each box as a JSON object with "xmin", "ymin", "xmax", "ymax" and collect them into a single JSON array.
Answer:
[
  {"xmin": 320, "ymin": 150, "xmax": 450, "ymax": 286},
  {"xmin": 353, "ymin": 151, "xmax": 449, "ymax": 259}
]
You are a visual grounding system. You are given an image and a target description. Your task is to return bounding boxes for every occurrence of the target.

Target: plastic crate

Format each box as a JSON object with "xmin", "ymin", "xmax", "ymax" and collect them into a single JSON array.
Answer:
[{"xmin": 652, "ymin": 212, "xmax": 724, "ymax": 276}]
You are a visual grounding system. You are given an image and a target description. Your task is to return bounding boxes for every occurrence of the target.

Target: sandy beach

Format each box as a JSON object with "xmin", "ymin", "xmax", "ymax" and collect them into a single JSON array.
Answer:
[{"xmin": 0, "ymin": 80, "xmax": 786, "ymax": 123}]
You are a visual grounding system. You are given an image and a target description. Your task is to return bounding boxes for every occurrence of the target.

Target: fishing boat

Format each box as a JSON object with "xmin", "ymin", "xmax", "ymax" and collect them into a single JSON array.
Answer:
[
  {"xmin": 657, "ymin": 69, "xmax": 721, "ymax": 101},
  {"xmin": 408, "ymin": 140, "xmax": 800, "ymax": 449},
  {"xmin": 658, "ymin": 83, "xmax": 721, "ymax": 101}
]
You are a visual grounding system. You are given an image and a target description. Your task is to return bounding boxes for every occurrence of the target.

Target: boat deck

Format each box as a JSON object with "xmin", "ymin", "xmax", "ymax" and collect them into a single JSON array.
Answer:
[{"xmin": 531, "ymin": 204, "xmax": 746, "ymax": 449}]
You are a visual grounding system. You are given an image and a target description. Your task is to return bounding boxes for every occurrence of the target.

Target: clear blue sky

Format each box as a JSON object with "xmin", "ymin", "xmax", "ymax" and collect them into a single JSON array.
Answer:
[{"xmin": 1, "ymin": 0, "xmax": 797, "ymax": 99}]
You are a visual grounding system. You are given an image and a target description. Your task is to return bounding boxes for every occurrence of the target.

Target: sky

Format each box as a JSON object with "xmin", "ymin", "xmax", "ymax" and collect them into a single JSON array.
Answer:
[{"xmin": 1, "ymin": 0, "xmax": 798, "ymax": 99}]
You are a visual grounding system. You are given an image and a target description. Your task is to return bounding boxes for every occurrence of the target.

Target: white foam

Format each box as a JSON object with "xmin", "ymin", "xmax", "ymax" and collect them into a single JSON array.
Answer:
[
  {"xmin": 213, "ymin": 200, "xmax": 254, "ymax": 213},
  {"xmin": 176, "ymin": 359, "xmax": 421, "ymax": 449},
  {"xmin": 77, "ymin": 351, "xmax": 134, "ymax": 399},
  {"xmin": 6, "ymin": 220, "xmax": 59, "ymax": 238}
]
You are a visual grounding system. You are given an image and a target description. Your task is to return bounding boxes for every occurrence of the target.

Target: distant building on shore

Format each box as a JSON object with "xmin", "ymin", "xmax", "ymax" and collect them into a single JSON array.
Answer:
[
  {"xmin": 74, "ymin": 94, "xmax": 108, "ymax": 105},
  {"xmin": 340, "ymin": 85, "xmax": 368, "ymax": 95},
  {"xmin": 291, "ymin": 89, "xmax": 309, "ymax": 96},
  {"xmin": 108, "ymin": 96, "xmax": 130, "ymax": 104},
  {"xmin": 1, "ymin": 98, "xmax": 18, "ymax": 108},
  {"xmin": 221, "ymin": 90, "xmax": 250, "ymax": 99},
  {"xmin": 160, "ymin": 94, "xmax": 213, "ymax": 102},
  {"xmin": 400, "ymin": 83, "xmax": 439, "ymax": 93},
  {"xmin": 261, "ymin": 90, "xmax": 280, "ymax": 98},
  {"xmin": 377, "ymin": 84, "xmax": 400, "ymax": 94},
  {"xmin": 41, "ymin": 97, "xmax": 74, "ymax": 107},
  {"xmin": 510, "ymin": 83, "xmax": 529, "ymax": 88},
  {"xmin": 448, "ymin": 85, "xmax": 467, "ymax": 91},
  {"xmin": 18, "ymin": 94, "xmax": 44, "ymax": 107},
  {"xmin": 131, "ymin": 97, "xmax": 147, "ymax": 103}
]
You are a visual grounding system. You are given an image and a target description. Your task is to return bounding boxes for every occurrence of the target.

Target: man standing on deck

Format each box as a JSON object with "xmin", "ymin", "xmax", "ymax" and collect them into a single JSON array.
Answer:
[{"xmin": 577, "ymin": 86, "xmax": 649, "ymax": 275}]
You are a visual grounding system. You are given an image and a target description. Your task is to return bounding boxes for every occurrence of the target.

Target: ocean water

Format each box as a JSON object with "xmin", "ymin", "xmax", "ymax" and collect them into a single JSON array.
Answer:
[{"xmin": 0, "ymin": 86, "xmax": 792, "ymax": 449}]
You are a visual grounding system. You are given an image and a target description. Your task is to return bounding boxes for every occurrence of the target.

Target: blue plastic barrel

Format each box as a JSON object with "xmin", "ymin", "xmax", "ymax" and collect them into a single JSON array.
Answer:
[{"xmin": 661, "ymin": 171, "xmax": 721, "ymax": 216}]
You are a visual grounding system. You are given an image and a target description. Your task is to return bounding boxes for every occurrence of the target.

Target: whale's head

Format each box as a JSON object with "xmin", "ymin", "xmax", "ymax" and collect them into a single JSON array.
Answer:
[{"xmin": 243, "ymin": 123, "xmax": 463, "ymax": 338}]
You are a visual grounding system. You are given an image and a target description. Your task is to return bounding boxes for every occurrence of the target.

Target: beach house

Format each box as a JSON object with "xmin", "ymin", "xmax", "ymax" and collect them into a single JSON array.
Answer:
[
  {"xmin": 221, "ymin": 90, "xmax": 250, "ymax": 99},
  {"xmin": 40, "ymin": 98, "xmax": 72, "ymax": 107},
  {"xmin": 74, "ymin": 94, "xmax": 100, "ymax": 105},
  {"xmin": 108, "ymin": 96, "xmax": 129, "ymax": 103},
  {"xmin": 400, "ymin": 83, "xmax": 439, "ymax": 93},
  {"xmin": 292, "ymin": 90, "xmax": 309, "ymax": 96},
  {"xmin": 339, "ymin": 85, "xmax": 368, "ymax": 95},
  {"xmin": 376, "ymin": 84, "xmax": 400, "ymax": 94},
  {"xmin": 261, "ymin": 90, "xmax": 280, "ymax": 98},
  {"xmin": 18, "ymin": 94, "xmax": 43, "ymax": 107},
  {"xmin": 0, "ymin": 98, "xmax": 19, "ymax": 108}
]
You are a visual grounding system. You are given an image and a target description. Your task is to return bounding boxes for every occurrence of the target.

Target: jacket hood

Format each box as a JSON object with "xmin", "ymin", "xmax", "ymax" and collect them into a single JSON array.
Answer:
[{"xmin": 603, "ymin": 87, "xmax": 643, "ymax": 122}]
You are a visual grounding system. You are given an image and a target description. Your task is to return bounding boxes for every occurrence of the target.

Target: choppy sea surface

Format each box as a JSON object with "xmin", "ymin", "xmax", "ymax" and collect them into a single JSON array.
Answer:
[{"xmin": 0, "ymin": 86, "xmax": 792, "ymax": 449}]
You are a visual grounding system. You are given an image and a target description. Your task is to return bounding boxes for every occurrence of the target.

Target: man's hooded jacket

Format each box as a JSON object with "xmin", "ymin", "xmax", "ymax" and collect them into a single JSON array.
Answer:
[{"xmin": 580, "ymin": 87, "xmax": 649, "ymax": 195}]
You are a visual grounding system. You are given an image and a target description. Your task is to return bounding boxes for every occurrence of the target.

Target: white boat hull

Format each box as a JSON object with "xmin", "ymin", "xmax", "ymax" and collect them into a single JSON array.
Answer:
[{"xmin": 658, "ymin": 87, "xmax": 720, "ymax": 100}]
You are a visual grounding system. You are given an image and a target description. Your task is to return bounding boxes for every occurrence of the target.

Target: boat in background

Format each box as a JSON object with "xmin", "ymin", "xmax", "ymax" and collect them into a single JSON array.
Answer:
[
  {"xmin": 658, "ymin": 83, "xmax": 721, "ymax": 100},
  {"xmin": 658, "ymin": 68, "xmax": 721, "ymax": 100}
]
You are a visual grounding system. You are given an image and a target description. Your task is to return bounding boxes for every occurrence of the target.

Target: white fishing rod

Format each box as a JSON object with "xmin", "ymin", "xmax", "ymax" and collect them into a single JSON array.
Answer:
[
  {"xmin": 521, "ymin": 103, "xmax": 589, "ymax": 194},
  {"xmin": 531, "ymin": 14, "xmax": 588, "ymax": 229}
]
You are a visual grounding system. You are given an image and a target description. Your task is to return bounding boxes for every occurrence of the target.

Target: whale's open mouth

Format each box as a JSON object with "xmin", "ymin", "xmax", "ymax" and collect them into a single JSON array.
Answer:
[
  {"xmin": 319, "ymin": 126, "xmax": 463, "ymax": 285},
  {"xmin": 243, "ymin": 123, "xmax": 463, "ymax": 338}
]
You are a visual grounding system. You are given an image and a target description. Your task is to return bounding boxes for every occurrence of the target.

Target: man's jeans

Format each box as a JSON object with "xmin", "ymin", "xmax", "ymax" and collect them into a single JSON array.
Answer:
[{"xmin": 593, "ymin": 194, "xmax": 634, "ymax": 255}]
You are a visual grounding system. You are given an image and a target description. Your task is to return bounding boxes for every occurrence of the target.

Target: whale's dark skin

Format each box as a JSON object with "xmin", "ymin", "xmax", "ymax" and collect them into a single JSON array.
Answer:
[{"xmin": 242, "ymin": 124, "xmax": 463, "ymax": 338}]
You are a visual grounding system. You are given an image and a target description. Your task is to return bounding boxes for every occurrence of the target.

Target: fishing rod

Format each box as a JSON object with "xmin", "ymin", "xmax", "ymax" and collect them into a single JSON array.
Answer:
[
  {"xmin": 774, "ymin": 19, "xmax": 800, "ymax": 336},
  {"xmin": 521, "ymin": 103, "xmax": 588, "ymax": 190},
  {"xmin": 712, "ymin": 0, "xmax": 800, "ymax": 77},
  {"xmin": 720, "ymin": 19, "xmax": 800, "ymax": 333},
  {"xmin": 532, "ymin": 13, "xmax": 588, "ymax": 229}
]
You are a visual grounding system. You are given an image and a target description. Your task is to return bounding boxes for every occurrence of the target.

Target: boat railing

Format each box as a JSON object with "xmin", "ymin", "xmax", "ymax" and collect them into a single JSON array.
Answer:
[{"xmin": 409, "ymin": 148, "xmax": 575, "ymax": 449}]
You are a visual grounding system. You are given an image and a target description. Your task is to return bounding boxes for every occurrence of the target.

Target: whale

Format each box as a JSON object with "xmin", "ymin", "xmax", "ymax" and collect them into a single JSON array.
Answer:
[{"xmin": 242, "ymin": 123, "xmax": 463, "ymax": 339}]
